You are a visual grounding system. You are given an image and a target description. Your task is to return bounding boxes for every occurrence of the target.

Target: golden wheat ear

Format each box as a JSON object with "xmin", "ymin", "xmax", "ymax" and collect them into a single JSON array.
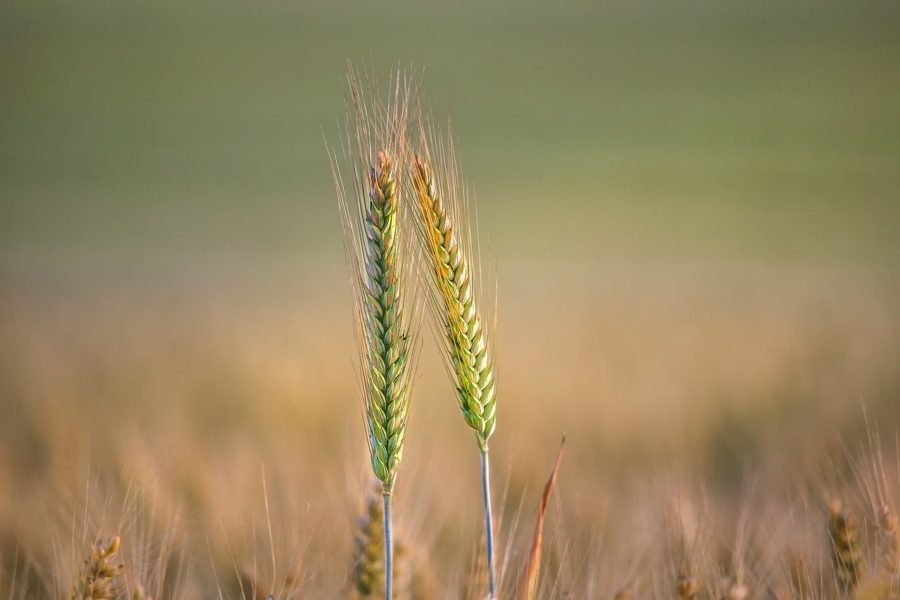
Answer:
[
  {"xmin": 409, "ymin": 111, "xmax": 499, "ymax": 598},
  {"xmin": 328, "ymin": 62, "xmax": 421, "ymax": 600},
  {"xmin": 827, "ymin": 498, "xmax": 864, "ymax": 592},
  {"xmin": 410, "ymin": 151, "xmax": 497, "ymax": 449},
  {"xmin": 70, "ymin": 536, "xmax": 123, "ymax": 600}
]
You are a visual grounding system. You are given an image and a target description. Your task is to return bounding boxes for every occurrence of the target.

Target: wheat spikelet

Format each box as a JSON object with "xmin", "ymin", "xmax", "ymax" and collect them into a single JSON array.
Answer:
[
  {"xmin": 410, "ymin": 149, "xmax": 496, "ymax": 450},
  {"xmin": 827, "ymin": 498, "xmax": 864, "ymax": 592},
  {"xmin": 70, "ymin": 536, "xmax": 123, "ymax": 600}
]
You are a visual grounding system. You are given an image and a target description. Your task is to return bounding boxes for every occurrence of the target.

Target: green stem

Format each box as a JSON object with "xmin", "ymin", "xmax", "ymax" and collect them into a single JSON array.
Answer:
[
  {"xmin": 383, "ymin": 491, "xmax": 394, "ymax": 600},
  {"xmin": 481, "ymin": 449, "xmax": 497, "ymax": 599}
]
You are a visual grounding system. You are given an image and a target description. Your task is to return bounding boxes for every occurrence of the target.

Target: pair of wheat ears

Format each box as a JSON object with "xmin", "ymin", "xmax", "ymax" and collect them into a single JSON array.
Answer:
[{"xmin": 329, "ymin": 65, "xmax": 498, "ymax": 600}]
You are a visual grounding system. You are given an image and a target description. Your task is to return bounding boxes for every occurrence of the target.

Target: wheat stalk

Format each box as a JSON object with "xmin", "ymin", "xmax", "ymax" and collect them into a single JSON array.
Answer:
[
  {"xmin": 330, "ymin": 63, "xmax": 417, "ymax": 600},
  {"xmin": 410, "ymin": 121, "xmax": 498, "ymax": 598}
]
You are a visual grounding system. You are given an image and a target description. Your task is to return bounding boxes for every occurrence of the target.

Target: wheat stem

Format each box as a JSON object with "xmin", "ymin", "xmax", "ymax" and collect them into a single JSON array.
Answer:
[
  {"xmin": 383, "ymin": 492, "xmax": 394, "ymax": 600},
  {"xmin": 481, "ymin": 449, "xmax": 497, "ymax": 599}
]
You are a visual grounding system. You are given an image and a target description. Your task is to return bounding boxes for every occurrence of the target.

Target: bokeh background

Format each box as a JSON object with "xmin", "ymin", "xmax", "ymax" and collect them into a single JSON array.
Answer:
[{"xmin": 1, "ymin": 0, "xmax": 899, "ymax": 597}]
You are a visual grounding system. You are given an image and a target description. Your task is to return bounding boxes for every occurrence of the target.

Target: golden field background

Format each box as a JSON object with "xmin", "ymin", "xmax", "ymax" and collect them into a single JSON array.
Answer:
[{"xmin": 1, "ymin": 0, "xmax": 899, "ymax": 597}]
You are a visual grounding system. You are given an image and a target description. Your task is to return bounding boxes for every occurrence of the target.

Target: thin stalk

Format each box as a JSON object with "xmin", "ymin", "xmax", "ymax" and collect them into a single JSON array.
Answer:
[
  {"xmin": 383, "ymin": 491, "xmax": 394, "ymax": 600},
  {"xmin": 481, "ymin": 449, "xmax": 497, "ymax": 599}
]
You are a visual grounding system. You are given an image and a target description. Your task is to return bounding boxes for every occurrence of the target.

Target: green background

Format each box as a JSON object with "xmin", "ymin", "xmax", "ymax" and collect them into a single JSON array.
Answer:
[{"xmin": 2, "ymin": 0, "xmax": 898, "ymax": 276}]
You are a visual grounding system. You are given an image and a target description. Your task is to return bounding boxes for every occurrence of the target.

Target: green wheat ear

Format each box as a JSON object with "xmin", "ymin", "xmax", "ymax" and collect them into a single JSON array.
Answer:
[
  {"xmin": 362, "ymin": 149, "xmax": 412, "ymax": 490},
  {"xmin": 329, "ymin": 63, "xmax": 418, "ymax": 600},
  {"xmin": 330, "ymin": 65, "xmax": 415, "ymax": 493}
]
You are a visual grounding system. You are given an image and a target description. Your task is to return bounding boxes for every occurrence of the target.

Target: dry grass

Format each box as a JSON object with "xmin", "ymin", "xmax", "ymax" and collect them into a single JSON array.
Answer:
[
  {"xmin": 0, "ymin": 273, "xmax": 897, "ymax": 598},
  {"xmin": 517, "ymin": 437, "xmax": 565, "ymax": 600}
]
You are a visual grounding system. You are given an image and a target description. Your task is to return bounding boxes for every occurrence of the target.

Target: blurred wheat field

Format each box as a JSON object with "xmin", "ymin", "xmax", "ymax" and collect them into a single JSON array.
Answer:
[{"xmin": 1, "ymin": 0, "xmax": 900, "ymax": 597}]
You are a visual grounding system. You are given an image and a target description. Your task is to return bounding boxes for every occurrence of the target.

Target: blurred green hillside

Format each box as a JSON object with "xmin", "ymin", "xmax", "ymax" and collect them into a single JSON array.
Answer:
[{"xmin": 2, "ymin": 0, "xmax": 898, "ymax": 275}]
